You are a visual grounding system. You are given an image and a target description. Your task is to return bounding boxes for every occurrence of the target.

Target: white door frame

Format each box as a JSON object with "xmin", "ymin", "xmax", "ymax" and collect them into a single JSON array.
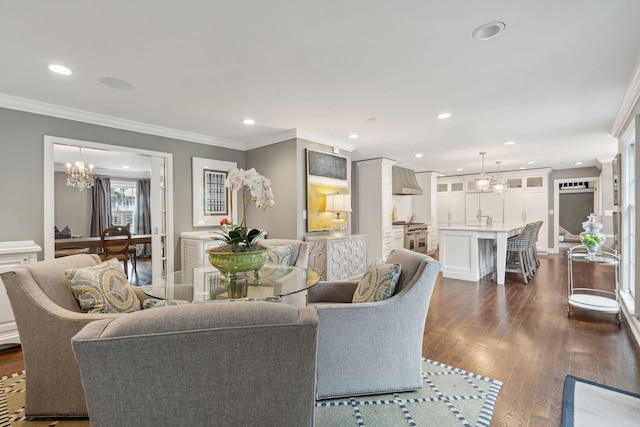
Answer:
[
  {"xmin": 43, "ymin": 136, "xmax": 174, "ymax": 274},
  {"xmin": 551, "ymin": 176, "xmax": 600, "ymax": 253}
]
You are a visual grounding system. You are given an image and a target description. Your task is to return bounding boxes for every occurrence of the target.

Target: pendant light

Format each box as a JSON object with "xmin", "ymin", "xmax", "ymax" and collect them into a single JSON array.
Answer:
[
  {"xmin": 492, "ymin": 161, "xmax": 506, "ymax": 194},
  {"xmin": 474, "ymin": 152, "xmax": 492, "ymax": 192}
]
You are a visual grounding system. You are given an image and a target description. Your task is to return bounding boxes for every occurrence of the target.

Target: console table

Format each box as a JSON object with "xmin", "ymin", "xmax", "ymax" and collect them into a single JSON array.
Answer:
[{"xmin": 305, "ymin": 234, "xmax": 367, "ymax": 281}]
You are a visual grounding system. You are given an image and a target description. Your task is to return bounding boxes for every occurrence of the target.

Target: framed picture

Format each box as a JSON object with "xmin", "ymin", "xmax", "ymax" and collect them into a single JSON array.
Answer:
[
  {"xmin": 192, "ymin": 157, "xmax": 238, "ymax": 227},
  {"xmin": 612, "ymin": 153, "xmax": 621, "ymax": 206},
  {"xmin": 306, "ymin": 149, "xmax": 349, "ymax": 232}
]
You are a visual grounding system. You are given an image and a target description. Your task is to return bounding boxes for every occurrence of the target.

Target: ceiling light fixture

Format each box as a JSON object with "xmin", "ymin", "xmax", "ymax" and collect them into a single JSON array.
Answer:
[
  {"xmin": 415, "ymin": 153, "xmax": 423, "ymax": 158},
  {"xmin": 242, "ymin": 119, "xmax": 255, "ymax": 125},
  {"xmin": 66, "ymin": 147, "xmax": 94, "ymax": 191},
  {"xmin": 472, "ymin": 21, "xmax": 506, "ymax": 41},
  {"xmin": 504, "ymin": 141, "xmax": 516, "ymax": 145},
  {"xmin": 474, "ymin": 152, "xmax": 492, "ymax": 192},
  {"xmin": 437, "ymin": 112, "xmax": 452, "ymax": 119},
  {"xmin": 100, "ymin": 77, "xmax": 134, "ymax": 91},
  {"xmin": 575, "ymin": 162, "xmax": 583, "ymax": 165},
  {"xmin": 48, "ymin": 64, "xmax": 72, "ymax": 75},
  {"xmin": 491, "ymin": 161, "xmax": 506, "ymax": 194},
  {"xmin": 348, "ymin": 134, "xmax": 359, "ymax": 139}
]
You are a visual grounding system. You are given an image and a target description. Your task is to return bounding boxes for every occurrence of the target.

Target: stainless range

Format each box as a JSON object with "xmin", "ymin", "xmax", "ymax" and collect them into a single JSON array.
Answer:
[{"xmin": 394, "ymin": 222, "xmax": 429, "ymax": 254}]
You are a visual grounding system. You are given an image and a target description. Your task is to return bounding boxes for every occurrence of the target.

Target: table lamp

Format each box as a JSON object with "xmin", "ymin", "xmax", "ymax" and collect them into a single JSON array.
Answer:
[{"xmin": 325, "ymin": 194, "xmax": 352, "ymax": 235}]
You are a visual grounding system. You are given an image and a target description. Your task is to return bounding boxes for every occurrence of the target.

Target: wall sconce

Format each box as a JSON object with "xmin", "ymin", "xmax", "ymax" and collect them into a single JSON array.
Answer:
[{"xmin": 325, "ymin": 194, "xmax": 352, "ymax": 235}]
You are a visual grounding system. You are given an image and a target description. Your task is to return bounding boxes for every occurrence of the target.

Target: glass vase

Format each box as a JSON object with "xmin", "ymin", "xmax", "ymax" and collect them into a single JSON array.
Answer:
[{"xmin": 579, "ymin": 213, "xmax": 605, "ymax": 259}]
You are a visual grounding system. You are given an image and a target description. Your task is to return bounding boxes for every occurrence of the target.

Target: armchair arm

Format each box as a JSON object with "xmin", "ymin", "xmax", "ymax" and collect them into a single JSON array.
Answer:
[{"xmin": 307, "ymin": 281, "xmax": 359, "ymax": 303}]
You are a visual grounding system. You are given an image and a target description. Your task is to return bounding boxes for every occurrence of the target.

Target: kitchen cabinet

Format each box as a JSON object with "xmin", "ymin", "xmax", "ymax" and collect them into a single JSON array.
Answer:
[
  {"xmin": 465, "ymin": 192, "xmax": 504, "ymax": 223},
  {"xmin": 355, "ymin": 158, "xmax": 396, "ymax": 265},
  {"xmin": 414, "ymin": 172, "xmax": 438, "ymax": 250},
  {"xmin": 0, "ymin": 240, "xmax": 42, "ymax": 346},
  {"xmin": 437, "ymin": 177, "xmax": 465, "ymax": 225},
  {"xmin": 306, "ymin": 234, "xmax": 367, "ymax": 280}
]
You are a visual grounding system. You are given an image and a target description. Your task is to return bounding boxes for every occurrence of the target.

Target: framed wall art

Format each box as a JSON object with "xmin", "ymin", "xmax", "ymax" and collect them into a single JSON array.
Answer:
[
  {"xmin": 612, "ymin": 153, "xmax": 621, "ymax": 206},
  {"xmin": 192, "ymin": 157, "xmax": 238, "ymax": 227}
]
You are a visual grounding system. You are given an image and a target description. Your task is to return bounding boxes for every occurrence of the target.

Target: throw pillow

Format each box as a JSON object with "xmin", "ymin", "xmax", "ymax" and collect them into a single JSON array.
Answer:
[
  {"xmin": 264, "ymin": 245, "xmax": 292, "ymax": 266},
  {"xmin": 352, "ymin": 260, "xmax": 402, "ymax": 303},
  {"xmin": 55, "ymin": 225, "xmax": 72, "ymax": 239},
  {"xmin": 143, "ymin": 299, "xmax": 189, "ymax": 309},
  {"xmin": 65, "ymin": 258, "xmax": 141, "ymax": 313}
]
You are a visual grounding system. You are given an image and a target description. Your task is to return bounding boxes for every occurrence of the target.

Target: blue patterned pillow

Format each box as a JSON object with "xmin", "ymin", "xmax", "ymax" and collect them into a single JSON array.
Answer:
[
  {"xmin": 352, "ymin": 260, "xmax": 402, "ymax": 303},
  {"xmin": 265, "ymin": 245, "xmax": 292, "ymax": 266},
  {"xmin": 65, "ymin": 258, "xmax": 141, "ymax": 313}
]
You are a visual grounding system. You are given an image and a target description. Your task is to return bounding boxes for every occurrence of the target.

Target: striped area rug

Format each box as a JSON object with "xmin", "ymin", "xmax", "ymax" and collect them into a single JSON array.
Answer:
[
  {"xmin": 315, "ymin": 359, "xmax": 502, "ymax": 427},
  {"xmin": 1, "ymin": 359, "xmax": 501, "ymax": 427}
]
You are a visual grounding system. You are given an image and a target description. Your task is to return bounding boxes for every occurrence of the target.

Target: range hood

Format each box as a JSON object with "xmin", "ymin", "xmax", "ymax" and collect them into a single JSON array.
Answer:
[{"xmin": 392, "ymin": 166, "xmax": 423, "ymax": 195}]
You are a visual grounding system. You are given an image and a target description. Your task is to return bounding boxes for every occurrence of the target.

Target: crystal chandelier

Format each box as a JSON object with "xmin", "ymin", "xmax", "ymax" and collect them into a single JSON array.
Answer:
[
  {"xmin": 66, "ymin": 148, "xmax": 95, "ymax": 191},
  {"xmin": 474, "ymin": 152, "xmax": 492, "ymax": 192},
  {"xmin": 491, "ymin": 161, "xmax": 506, "ymax": 194}
]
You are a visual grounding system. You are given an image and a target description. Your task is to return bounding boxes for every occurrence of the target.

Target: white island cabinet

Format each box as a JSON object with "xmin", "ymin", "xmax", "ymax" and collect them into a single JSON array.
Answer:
[
  {"xmin": 0, "ymin": 240, "xmax": 42, "ymax": 346},
  {"xmin": 438, "ymin": 222, "xmax": 527, "ymax": 285}
]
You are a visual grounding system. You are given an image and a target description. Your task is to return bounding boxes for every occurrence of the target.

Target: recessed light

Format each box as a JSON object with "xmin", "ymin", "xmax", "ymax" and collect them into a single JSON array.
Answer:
[
  {"xmin": 122, "ymin": 165, "xmax": 130, "ymax": 169},
  {"xmin": 437, "ymin": 112, "xmax": 451, "ymax": 119},
  {"xmin": 504, "ymin": 141, "xmax": 516, "ymax": 145},
  {"xmin": 100, "ymin": 77, "xmax": 134, "ymax": 91},
  {"xmin": 575, "ymin": 161, "xmax": 583, "ymax": 165},
  {"xmin": 472, "ymin": 21, "xmax": 506, "ymax": 41},
  {"xmin": 456, "ymin": 168, "xmax": 463, "ymax": 171},
  {"xmin": 519, "ymin": 167, "xmax": 527, "ymax": 170},
  {"xmin": 242, "ymin": 119, "xmax": 255, "ymax": 125},
  {"xmin": 48, "ymin": 64, "xmax": 72, "ymax": 75},
  {"xmin": 415, "ymin": 153, "xmax": 423, "ymax": 158},
  {"xmin": 527, "ymin": 161, "xmax": 535, "ymax": 164},
  {"xmin": 348, "ymin": 134, "xmax": 359, "ymax": 139}
]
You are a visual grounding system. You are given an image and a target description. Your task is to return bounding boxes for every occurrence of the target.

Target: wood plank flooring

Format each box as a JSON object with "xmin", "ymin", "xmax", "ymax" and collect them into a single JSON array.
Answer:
[{"xmin": 1, "ymin": 252, "xmax": 638, "ymax": 425}]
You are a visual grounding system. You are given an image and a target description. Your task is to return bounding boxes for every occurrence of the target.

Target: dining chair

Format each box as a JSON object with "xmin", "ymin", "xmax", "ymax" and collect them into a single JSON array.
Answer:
[{"xmin": 100, "ymin": 226, "xmax": 132, "ymax": 278}]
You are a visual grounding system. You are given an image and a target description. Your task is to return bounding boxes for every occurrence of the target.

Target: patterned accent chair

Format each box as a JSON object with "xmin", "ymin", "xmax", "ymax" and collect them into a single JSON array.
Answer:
[
  {"xmin": 308, "ymin": 248, "xmax": 441, "ymax": 399},
  {"xmin": 72, "ymin": 302, "xmax": 318, "ymax": 427},
  {"xmin": 258, "ymin": 238, "xmax": 310, "ymax": 269},
  {"xmin": 0, "ymin": 254, "xmax": 152, "ymax": 417}
]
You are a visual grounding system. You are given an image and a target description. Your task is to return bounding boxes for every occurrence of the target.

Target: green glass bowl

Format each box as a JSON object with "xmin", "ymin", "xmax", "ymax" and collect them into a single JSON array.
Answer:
[{"xmin": 207, "ymin": 249, "xmax": 267, "ymax": 279}]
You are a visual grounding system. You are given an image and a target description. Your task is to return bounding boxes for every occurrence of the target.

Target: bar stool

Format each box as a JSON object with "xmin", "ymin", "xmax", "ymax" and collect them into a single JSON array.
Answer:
[{"xmin": 504, "ymin": 222, "xmax": 538, "ymax": 284}]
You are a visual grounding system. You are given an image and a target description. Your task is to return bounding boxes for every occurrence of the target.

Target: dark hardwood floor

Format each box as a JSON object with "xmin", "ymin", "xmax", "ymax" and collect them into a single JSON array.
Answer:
[{"xmin": 1, "ymin": 252, "xmax": 638, "ymax": 425}]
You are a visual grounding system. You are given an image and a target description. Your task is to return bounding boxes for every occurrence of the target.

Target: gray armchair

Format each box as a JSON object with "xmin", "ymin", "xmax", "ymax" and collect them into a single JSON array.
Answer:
[
  {"xmin": 0, "ymin": 254, "xmax": 151, "ymax": 417},
  {"xmin": 258, "ymin": 238, "xmax": 309, "ymax": 268},
  {"xmin": 308, "ymin": 248, "xmax": 441, "ymax": 399},
  {"xmin": 72, "ymin": 301, "xmax": 318, "ymax": 427}
]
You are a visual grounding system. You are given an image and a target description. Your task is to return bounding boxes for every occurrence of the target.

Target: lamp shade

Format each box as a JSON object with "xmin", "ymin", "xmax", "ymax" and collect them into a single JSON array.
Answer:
[{"xmin": 325, "ymin": 194, "xmax": 352, "ymax": 212}]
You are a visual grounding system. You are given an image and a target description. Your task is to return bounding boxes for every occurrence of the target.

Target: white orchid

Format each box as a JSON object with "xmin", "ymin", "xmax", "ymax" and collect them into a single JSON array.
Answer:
[{"xmin": 213, "ymin": 168, "xmax": 275, "ymax": 252}]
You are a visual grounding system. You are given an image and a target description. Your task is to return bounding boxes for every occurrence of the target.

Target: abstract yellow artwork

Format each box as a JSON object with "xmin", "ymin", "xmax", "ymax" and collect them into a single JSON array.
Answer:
[{"xmin": 307, "ymin": 184, "xmax": 348, "ymax": 232}]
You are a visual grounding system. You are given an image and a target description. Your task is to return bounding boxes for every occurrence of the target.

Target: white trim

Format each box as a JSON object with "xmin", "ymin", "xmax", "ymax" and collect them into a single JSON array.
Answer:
[
  {"xmin": 552, "ymin": 176, "xmax": 599, "ymax": 254},
  {"xmin": 44, "ymin": 136, "xmax": 174, "ymax": 275},
  {"xmin": 2, "ymin": 94, "xmax": 243, "ymax": 149},
  {"xmin": 612, "ymin": 59, "xmax": 640, "ymax": 138}
]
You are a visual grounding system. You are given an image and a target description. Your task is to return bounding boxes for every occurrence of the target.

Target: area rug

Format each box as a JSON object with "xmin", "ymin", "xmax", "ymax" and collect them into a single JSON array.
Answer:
[
  {"xmin": 1, "ymin": 359, "xmax": 502, "ymax": 427},
  {"xmin": 315, "ymin": 358, "xmax": 502, "ymax": 427},
  {"xmin": 561, "ymin": 375, "xmax": 640, "ymax": 427}
]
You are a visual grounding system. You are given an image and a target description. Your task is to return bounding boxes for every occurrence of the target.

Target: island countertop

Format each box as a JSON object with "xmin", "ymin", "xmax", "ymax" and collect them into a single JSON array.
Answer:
[{"xmin": 438, "ymin": 222, "xmax": 529, "ymax": 232}]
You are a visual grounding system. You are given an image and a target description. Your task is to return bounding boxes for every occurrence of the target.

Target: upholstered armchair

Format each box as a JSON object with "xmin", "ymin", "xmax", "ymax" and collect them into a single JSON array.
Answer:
[
  {"xmin": 308, "ymin": 248, "xmax": 441, "ymax": 399},
  {"xmin": 72, "ymin": 302, "xmax": 318, "ymax": 427},
  {"xmin": 0, "ymin": 254, "xmax": 151, "ymax": 417},
  {"xmin": 258, "ymin": 238, "xmax": 310, "ymax": 268}
]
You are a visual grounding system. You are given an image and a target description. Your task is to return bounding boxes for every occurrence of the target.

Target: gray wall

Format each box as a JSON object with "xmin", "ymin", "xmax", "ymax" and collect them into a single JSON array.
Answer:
[
  {"xmin": 54, "ymin": 171, "xmax": 92, "ymax": 238},
  {"xmin": 0, "ymin": 107, "xmax": 245, "ymax": 265}
]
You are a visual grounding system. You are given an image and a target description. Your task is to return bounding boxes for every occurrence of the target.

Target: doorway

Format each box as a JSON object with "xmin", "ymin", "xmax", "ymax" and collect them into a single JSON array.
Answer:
[
  {"xmin": 553, "ymin": 177, "xmax": 599, "ymax": 253},
  {"xmin": 43, "ymin": 136, "xmax": 174, "ymax": 277}
]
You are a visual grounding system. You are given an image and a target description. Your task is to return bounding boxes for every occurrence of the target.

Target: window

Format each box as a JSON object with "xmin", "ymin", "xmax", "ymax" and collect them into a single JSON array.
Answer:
[{"xmin": 111, "ymin": 180, "xmax": 137, "ymax": 234}]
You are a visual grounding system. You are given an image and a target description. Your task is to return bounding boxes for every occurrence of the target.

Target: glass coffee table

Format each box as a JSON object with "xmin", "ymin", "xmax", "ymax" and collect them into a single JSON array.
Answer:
[{"xmin": 142, "ymin": 264, "xmax": 320, "ymax": 306}]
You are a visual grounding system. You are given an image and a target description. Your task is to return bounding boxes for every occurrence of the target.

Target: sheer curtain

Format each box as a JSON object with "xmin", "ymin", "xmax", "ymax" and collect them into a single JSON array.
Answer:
[{"xmin": 136, "ymin": 179, "xmax": 152, "ymax": 257}]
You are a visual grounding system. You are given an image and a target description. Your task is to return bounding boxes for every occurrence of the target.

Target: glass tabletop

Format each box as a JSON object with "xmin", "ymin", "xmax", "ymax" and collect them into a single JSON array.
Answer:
[{"xmin": 142, "ymin": 264, "xmax": 320, "ymax": 303}]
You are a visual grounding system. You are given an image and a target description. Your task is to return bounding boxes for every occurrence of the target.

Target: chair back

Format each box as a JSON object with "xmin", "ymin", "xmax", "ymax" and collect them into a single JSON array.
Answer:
[
  {"xmin": 72, "ymin": 302, "xmax": 318, "ymax": 427},
  {"xmin": 100, "ymin": 226, "xmax": 131, "ymax": 259},
  {"xmin": 258, "ymin": 239, "xmax": 309, "ymax": 268},
  {"xmin": 386, "ymin": 248, "xmax": 441, "ymax": 297}
]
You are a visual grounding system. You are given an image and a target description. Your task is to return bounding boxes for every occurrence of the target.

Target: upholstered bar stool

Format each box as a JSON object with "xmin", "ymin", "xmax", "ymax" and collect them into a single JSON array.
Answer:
[{"xmin": 504, "ymin": 222, "xmax": 538, "ymax": 284}]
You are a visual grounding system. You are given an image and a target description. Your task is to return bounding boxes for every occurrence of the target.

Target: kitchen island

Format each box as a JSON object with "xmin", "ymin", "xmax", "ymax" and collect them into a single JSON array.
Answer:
[{"xmin": 438, "ymin": 222, "xmax": 528, "ymax": 285}]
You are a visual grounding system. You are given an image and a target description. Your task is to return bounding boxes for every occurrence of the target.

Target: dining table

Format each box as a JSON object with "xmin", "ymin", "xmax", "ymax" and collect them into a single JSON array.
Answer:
[{"xmin": 54, "ymin": 234, "xmax": 153, "ymax": 250}]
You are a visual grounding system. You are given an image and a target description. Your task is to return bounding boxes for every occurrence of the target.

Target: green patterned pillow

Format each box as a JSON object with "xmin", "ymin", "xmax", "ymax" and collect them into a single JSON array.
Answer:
[
  {"xmin": 143, "ymin": 299, "xmax": 189, "ymax": 309},
  {"xmin": 65, "ymin": 258, "xmax": 141, "ymax": 313},
  {"xmin": 352, "ymin": 260, "xmax": 402, "ymax": 303},
  {"xmin": 265, "ymin": 245, "xmax": 292, "ymax": 266}
]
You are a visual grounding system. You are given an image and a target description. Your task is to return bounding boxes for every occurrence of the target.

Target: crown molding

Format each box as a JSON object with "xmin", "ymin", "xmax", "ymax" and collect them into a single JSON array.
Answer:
[
  {"xmin": 0, "ymin": 93, "xmax": 245, "ymax": 150},
  {"xmin": 246, "ymin": 128, "xmax": 357, "ymax": 153},
  {"xmin": 612, "ymin": 57, "xmax": 640, "ymax": 138}
]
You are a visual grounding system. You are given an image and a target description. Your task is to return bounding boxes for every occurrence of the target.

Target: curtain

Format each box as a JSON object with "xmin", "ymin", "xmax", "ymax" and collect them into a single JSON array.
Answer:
[
  {"xmin": 90, "ymin": 177, "xmax": 112, "ymax": 252},
  {"xmin": 136, "ymin": 179, "xmax": 152, "ymax": 257}
]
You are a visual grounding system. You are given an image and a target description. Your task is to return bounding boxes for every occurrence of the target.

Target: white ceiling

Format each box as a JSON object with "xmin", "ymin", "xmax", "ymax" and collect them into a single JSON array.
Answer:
[{"xmin": 2, "ymin": 1, "xmax": 640, "ymax": 175}]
